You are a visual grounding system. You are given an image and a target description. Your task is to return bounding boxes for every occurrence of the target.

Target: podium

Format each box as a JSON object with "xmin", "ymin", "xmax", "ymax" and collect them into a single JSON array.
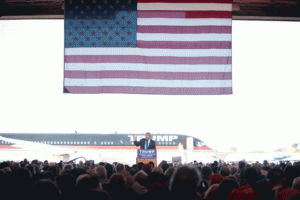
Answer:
[{"xmin": 136, "ymin": 149, "xmax": 157, "ymax": 166}]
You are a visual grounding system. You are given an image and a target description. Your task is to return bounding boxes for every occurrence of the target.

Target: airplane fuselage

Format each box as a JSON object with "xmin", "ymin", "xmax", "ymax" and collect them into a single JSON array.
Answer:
[{"xmin": 0, "ymin": 133, "xmax": 212, "ymax": 150}]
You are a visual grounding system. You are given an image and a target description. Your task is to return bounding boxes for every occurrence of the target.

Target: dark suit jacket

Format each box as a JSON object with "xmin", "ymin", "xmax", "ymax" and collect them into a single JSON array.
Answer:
[{"xmin": 134, "ymin": 138, "xmax": 156, "ymax": 149}]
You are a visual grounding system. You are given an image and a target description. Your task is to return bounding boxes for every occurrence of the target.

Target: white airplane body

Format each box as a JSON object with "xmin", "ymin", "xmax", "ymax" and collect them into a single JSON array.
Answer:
[{"xmin": 0, "ymin": 133, "xmax": 213, "ymax": 164}]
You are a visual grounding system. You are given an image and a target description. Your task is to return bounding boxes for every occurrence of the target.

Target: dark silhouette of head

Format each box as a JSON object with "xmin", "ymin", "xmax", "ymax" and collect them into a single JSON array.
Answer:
[
  {"xmin": 169, "ymin": 165, "xmax": 200, "ymax": 200},
  {"xmin": 214, "ymin": 178, "xmax": 239, "ymax": 200}
]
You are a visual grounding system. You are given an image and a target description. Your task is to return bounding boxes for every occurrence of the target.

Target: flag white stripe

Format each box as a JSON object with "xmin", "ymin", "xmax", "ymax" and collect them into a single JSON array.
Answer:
[
  {"xmin": 64, "ymin": 63, "xmax": 232, "ymax": 72},
  {"xmin": 65, "ymin": 48, "xmax": 231, "ymax": 57},
  {"xmin": 137, "ymin": 18, "xmax": 232, "ymax": 26},
  {"xmin": 137, "ymin": 33, "xmax": 231, "ymax": 41},
  {"xmin": 64, "ymin": 78, "xmax": 232, "ymax": 88},
  {"xmin": 137, "ymin": 3, "xmax": 232, "ymax": 11}
]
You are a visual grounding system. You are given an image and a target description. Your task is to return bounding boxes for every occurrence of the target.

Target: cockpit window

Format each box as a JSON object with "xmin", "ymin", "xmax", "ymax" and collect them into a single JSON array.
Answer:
[{"xmin": 195, "ymin": 140, "xmax": 206, "ymax": 147}]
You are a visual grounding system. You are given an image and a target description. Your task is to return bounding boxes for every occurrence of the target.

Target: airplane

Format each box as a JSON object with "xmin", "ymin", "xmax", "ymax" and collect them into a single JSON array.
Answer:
[
  {"xmin": 0, "ymin": 133, "xmax": 213, "ymax": 164},
  {"xmin": 223, "ymin": 144, "xmax": 300, "ymax": 163}
]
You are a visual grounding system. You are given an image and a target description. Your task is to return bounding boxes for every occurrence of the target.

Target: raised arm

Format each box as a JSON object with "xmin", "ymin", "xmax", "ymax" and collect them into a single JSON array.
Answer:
[{"xmin": 133, "ymin": 135, "xmax": 141, "ymax": 147}]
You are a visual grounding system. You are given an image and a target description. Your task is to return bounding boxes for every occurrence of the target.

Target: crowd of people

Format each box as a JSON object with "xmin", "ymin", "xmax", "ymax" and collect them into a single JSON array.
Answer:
[{"xmin": 1, "ymin": 158, "xmax": 300, "ymax": 200}]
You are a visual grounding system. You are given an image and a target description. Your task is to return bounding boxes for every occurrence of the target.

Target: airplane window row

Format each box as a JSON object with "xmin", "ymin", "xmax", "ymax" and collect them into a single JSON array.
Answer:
[
  {"xmin": 157, "ymin": 142, "xmax": 176, "ymax": 145},
  {"xmin": 30, "ymin": 141, "xmax": 115, "ymax": 145},
  {"xmin": 32, "ymin": 141, "xmax": 90, "ymax": 145},
  {"xmin": 1, "ymin": 140, "xmax": 176, "ymax": 145},
  {"xmin": 130, "ymin": 141, "xmax": 176, "ymax": 145}
]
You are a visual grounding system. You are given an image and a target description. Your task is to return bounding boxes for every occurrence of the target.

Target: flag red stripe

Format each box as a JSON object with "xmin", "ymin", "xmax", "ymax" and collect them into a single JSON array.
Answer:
[
  {"xmin": 137, "ymin": 41, "xmax": 231, "ymax": 49},
  {"xmin": 138, "ymin": 11, "xmax": 186, "ymax": 18},
  {"xmin": 65, "ymin": 55, "xmax": 232, "ymax": 65},
  {"xmin": 138, "ymin": 11, "xmax": 232, "ymax": 18},
  {"xmin": 64, "ymin": 86, "xmax": 232, "ymax": 95},
  {"xmin": 186, "ymin": 11, "xmax": 232, "ymax": 18},
  {"xmin": 64, "ymin": 71, "xmax": 232, "ymax": 80},
  {"xmin": 137, "ymin": 26, "xmax": 232, "ymax": 34}
]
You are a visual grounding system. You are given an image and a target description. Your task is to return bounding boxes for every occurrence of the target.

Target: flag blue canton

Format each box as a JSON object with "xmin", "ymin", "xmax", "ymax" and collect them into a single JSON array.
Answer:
[{"xmin": 65, "ymin": 0, "xmax": 137, "ymax": 48}]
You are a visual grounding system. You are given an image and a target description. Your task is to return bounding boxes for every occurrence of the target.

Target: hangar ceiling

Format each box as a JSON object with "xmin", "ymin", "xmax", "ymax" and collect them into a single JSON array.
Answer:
[
  {"xmin": 0, "ymin": 0, "xmax": 299, "ymax": 21},
  {"xmin": 232, "ymin": 0, "xmax": 300, "ymax": 21}
]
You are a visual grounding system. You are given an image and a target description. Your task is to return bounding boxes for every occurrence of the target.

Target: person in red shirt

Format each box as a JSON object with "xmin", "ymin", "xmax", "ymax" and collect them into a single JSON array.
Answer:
[
  {"xmin": 209, "ymin": 165, "xmax": 225, "ymax": 185},
  {"xmin": 229, "ymin": 167, "xmax": 260, "ymax": 200}
]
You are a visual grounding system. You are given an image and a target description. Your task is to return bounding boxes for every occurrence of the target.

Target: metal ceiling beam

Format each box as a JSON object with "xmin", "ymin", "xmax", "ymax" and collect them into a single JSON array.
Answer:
[
  {"xmin": 2, "ymin": 14, "xmax": 299, "ymax": 22},
  {"xmin": 0, "ymin": 0, "xmax": 299, "ymax": 21}
]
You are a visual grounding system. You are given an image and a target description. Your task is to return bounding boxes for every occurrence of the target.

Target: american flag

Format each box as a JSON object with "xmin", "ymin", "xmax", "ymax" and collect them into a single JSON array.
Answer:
[{"xmin": 64, "ymin": 0, "xmax": 232, "ymax": 95}]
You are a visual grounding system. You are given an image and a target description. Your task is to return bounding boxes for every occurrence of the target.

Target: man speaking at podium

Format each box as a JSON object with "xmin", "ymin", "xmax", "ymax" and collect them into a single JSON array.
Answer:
[{"xmin": 134, "ymin": 132, "xmax": 156, "ymax": 149}]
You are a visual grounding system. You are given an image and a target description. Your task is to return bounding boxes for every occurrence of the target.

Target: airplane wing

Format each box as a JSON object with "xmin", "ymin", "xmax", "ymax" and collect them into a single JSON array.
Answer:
[{"xmin": 0, "ymin": 136, "xmax": 77, "ymax": 156}]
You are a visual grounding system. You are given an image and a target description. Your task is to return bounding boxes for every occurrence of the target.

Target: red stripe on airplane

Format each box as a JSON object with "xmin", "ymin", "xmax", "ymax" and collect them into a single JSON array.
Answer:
[{"xmin": 0, "ymin": 145, "xmax": 21, "ymax": 149}]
